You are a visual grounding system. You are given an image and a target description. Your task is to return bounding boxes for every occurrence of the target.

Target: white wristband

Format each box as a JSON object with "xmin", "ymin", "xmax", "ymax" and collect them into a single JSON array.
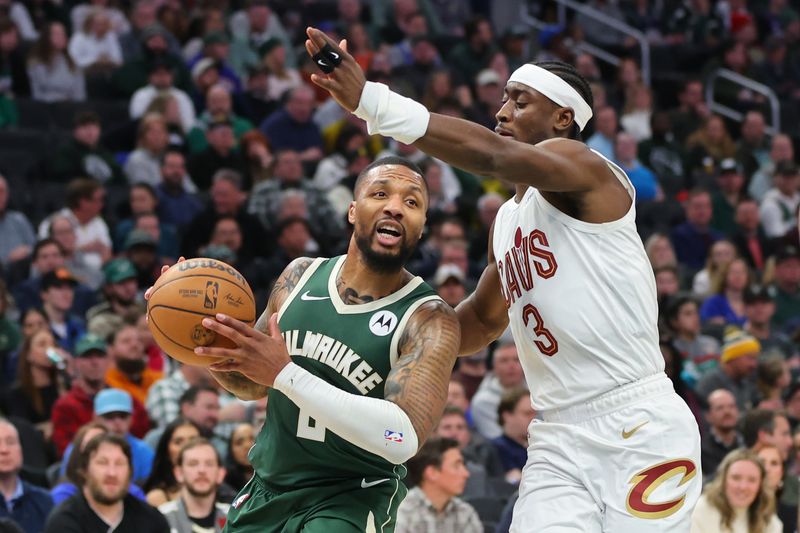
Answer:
[
  {"xmin": 273, "ymin": 362, "xmax": 419, "ymax": 464},
  {"xmin": 354, "ymin": 81, "xmax": 430, "ymax": 145}
]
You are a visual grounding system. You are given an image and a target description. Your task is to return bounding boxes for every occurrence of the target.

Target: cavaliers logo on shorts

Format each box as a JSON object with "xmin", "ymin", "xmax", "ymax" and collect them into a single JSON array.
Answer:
[{"xmin": 626, "ymin": 459, "xmax": 698, "ymax": 519}]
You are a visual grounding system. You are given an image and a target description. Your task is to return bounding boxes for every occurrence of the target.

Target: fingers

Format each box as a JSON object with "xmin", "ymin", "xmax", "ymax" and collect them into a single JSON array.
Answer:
[
  {"xmin": 340, "ymin": 39, "xmax": 348, "ymax": 54},
  {"xmin": 310, "ymin": 73, "xmax": 339, "ymax": 92},
  {"xmin": 269, "ymin": 313, "xmax": 281, "ymax": 340},
  {"xmin": 195, "ymin": 345, "xmax": 239, "ymax": 359},
  {"xmin": 202, "ymin": 316, "xmax": 246, "ymax": 344},
  {"xmin": 214, "ymin": 313, "xmax": 252, "ymax": 335}
]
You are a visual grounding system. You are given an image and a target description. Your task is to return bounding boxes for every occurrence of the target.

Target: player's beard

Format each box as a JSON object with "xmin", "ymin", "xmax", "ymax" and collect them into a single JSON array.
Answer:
[{"xmin": 355, "ymin": 225, "xmax": 416, "ymax": 274}]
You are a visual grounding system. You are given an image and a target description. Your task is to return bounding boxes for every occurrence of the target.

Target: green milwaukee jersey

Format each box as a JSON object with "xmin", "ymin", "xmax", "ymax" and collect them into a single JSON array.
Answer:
[{"xmin": 251, "ymin": 255, "xmax": 440, "ymax": 490}]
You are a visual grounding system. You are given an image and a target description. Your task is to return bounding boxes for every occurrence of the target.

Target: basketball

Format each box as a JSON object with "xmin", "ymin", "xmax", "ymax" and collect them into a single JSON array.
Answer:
[{"xmin": 147, "ymin": 258, "xmax": 257, "ymax": 367}]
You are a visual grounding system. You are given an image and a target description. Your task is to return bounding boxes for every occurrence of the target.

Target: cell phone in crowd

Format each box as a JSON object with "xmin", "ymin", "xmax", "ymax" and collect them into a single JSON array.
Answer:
[{"xmin": 46, "ymin": 347, "xmax": 66, "ymax": 370}]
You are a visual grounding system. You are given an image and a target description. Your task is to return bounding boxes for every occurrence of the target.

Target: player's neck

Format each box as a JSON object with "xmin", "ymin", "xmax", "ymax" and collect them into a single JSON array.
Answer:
[{"xmin": 338, "ymin": 253, "xmax": 410, "ymax": 304}]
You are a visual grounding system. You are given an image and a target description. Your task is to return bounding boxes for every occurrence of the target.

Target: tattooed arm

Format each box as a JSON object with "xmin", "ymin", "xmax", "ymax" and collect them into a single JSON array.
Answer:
[
  {"xmin": 385, "ymin": 300, "xmax": 461, "ymax": 444},
  {"xmin": 209, "ymin": 257, "xmax": 314, "ymax": 400}
]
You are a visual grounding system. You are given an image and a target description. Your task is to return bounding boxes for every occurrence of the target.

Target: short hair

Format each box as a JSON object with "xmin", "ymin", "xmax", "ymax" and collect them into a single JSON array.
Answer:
[
  {"xmin": 78, "ymin": 433, "xmax": 132, "ymax": 487},
  {"xmin": 66, "ymin": 178, "xmax": 101, "ymax": 209},
  {"xmin": 106, "ymin": 322, "xmax": 138, "ymax": 346},
  {"xmin": 212, "ymin": 168, "xmax": 243, "ymax": 190},
  {"xmin": 497, "ymin": 386, "xmax": 529, "ymax": 422},
  {"xmin": 664, "ymin": 294, "xmax": 698, "ymax": 325},
  {"xmin": 176, "ymin": 436, "xmax": 220, "ymax": 466},
  {"xmin": 741, "ymin": 409, "xmax": 780, "ymax": 448},
  {"xmin": 441, "ymin": 405, "xmax": 467, "ymax": 420},
  {"xmin": 179, "ymin": 385, "xmax": 219, "ymax": 406},
  {"xmin": 532, "ymin": 61, "xmax": 594, "ymax": 140},
  {"xmin": 354, "ymin": 156, "xmax": 425, "ymax": 196},
  {"xmin": 160, "ymin": 147, "xmax": 185, "ymax": 165},
  {"xmin": 405, "ymin": 436, "xmax": 460, "ymax": 487},
  {"xmin": 131, "ymin": 182, "xmax": 157, "ymax": 200},
  {"xmin": 32, "ymin": 238, "xmax": 64, "ymax": 260},
  {"xmin": 74, "ymin": 111, "xmax": 100, "ymax": 128},
  {"xmin": 63, "ymin": 422, "xmax": 107, "ymax": 485}
]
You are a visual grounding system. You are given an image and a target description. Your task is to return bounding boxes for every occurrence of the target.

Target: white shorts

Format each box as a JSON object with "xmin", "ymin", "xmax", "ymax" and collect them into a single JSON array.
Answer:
[{"xmin": 510, "ymin": 373, "xmax": 702, "ymax": 533}]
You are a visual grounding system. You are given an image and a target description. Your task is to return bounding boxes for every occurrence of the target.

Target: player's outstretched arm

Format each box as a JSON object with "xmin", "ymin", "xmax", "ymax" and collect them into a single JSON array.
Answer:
[
  {"xmin": 304, "ymin": 27, "xmax": 607, "ymax": 194},
  {"xmin": 208, "ymin": 257, "xmax": 314, "ymax": 400},
  {"xmin": 385, "ymin": 300, "xmax": 461, "ymax": 443},
  {"xmin": 455, "ymin": 224, "xmax": 509, "ymax": 354}
]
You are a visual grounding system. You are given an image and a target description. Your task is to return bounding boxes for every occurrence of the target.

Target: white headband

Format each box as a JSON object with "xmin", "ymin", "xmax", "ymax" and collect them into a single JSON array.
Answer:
[{"xmin": 508, "ymin": 64, "xmax": 593, "ymax": 131}]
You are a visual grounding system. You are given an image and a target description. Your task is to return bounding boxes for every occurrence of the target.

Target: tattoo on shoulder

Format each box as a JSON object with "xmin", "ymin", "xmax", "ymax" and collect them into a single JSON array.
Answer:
[
  {"xmin": 265, "ymin": 257, "xmax": 315, "ymax": 316},
  {"xmin": 384, "ymin": 300, "xmax": 460, "ymax": 438}
]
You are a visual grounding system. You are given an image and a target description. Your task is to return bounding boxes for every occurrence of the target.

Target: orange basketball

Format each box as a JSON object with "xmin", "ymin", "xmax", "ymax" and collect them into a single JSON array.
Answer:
[{"xmin": 147, "ymin": 258, "xmax": 257, "ymax": 367}]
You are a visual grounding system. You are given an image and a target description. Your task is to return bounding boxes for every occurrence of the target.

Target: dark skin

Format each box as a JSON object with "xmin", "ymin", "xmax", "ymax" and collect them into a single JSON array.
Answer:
[
  {"xmin": 304, "ymin": 27, "xmax": 632, "ymax": 354},
  {"xmin": 145, "ymin": 166, "xmax": 461, "ymax": 444}
]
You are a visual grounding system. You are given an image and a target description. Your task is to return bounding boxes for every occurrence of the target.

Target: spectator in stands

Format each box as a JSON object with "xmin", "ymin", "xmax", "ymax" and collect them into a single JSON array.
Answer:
[
  {"xmin": 701, "ymin": 389, "xmax": 742, "ymax": 481},
  {"xmin": 115, "ymin": 199, "xmax": 179, "ymax": 262},
  {"xmin": 0, "ymin": 281, "xmax": 20, "ymax": 387},
  {"xmin": 86, "ymin": 259, "xmax": 141, "ymax": 340},
  {"xmin": 51, "ymin": 423, "xmax": 146, "ymax": 505},
  {"xmin": 666, "ymin": 295, "xmax": 720, "ymax": 386},
  {"xmin": 468, "ymin": 192, "xmax": 503, "ymax": 264},
  {"xmin": 105, "ymin": 323, "xmax": 161, "ymax": 406},
  {"xmin": 760, "ymin": 161, "xmax": 800, "ymax": 241},
  {"xmin": 0, "ymin": 175, "xmax": 35, "ymax": 268},
  {"xmin": 27, "ymin": 21, "xmax": 85, "ymax": 102},
  {"xmin": 671, "ymin": 189, "xmax": 722, "ymax": 272},
  {"xmin": 146, "ymin": 386, "xmax": 225, "ymax": 456},
  {"xmin": 693, "ymin": 239, "xmax": 736, "ymax": 296},
  {"xmin": 396, "ymin": 436, "xmax": 482, "ymax": 533},
  {"xmin": 686, "ymin": 115, "xmax": 737, "ymax": 183},
  {"xmin": 0, "ymin": 20, "xmax": 30, "ymax": 98},
  {"xmin": 159, "ymin": 438, "xmax": 229, "ymax": 532},
  {"xmin": 145, "ymin": 363, "xmax": 212, "ymax": 427},
  {"xmin": 182, "ymin": 169, "xmax": 268, "ymax": 259},
  {"xmin": 43, "ymin": 434, "xmax": 169, "ymax": 533},
  {"xmin": 71, "ymin": 1, "xmax": 130, "ymax": 37},
  {"xmin": 239, "ymin": 130, "xmax": 274, "ymax": 186},
  {"xmin": 143, "ymin": 418, "xmax": 200, "ymax": 507},
  {"xmin": 312, "ymin": 125, "xmax": 371, "ymax": 210},
  {"xmin": 187, "ymin": 84, "xmax": 254, "ymax": 154},
  {"xmin": 67, "ymin": 9, "xmax": 123, "ymax": 70},
  {"xmin": 700, "ymin": 258, "xmax": 751, "ymax": 326},
  {"xmin": 471, "ymin": 340, "xmax": 525, "ymax": 440},
  {"xmin": 0, "ymin": 418, "xmax": 53, "ymax": 532},
  {"xmin": 749, "ymin": 133, "xmax": 794, "ymax": 202},
  {"xmin": 614, "ymin": 131, "xmax": 659, "ymax": 203},
  {"xmin": 51, "ymin": 111, "xmax": 124, "ymax": 185},
  {"xmin": 743, "ymin": 409, "xmax": 793, "ymax": 462},
  {"xmin": 756, "ymin": 355, "xmax": 791, "ymax": 410},
  {"xmin": 690, "ymin": 448, "xmax": 781, "ymax": 533},
  {"xmin": 223, "ymin": 423, "xmax": 254, "ymax": 493},
  {"xmin": 655, "ymin": 266, "xmax": 681, "ymax": 303},
  {"xmin": 637, "ymin": 111, "xmax": 687, "ymax": 197},
  {"xmin": 435, "ymin": 264, "xmax": 467, "ymax": 308},
  {"xmin": 38, "ymin": 178, "xmax": 112, "ymax": 273},
  {"xmin": 789, "ymin": 388, "xmax": 800, "ymax": 433},
  {"xmin": 696, "ymin": 328, "xmax": 759, "ymax": 411},
  {"xmin": 586, "ymin": 106, "xmax": 617, "ymax": 160},
  {"xmin": 263, "ymin": 216, "xmax": 318, "ymax": 283},
  {"xmin": 492, "ymin": 386, "xmax": 535, "ymax": 483},
  {"xmin": 155, "ymin": 149, "xmax": 202, "ymax": 230},
  {"xmin": 187, "ymin": 118, "xmax": 248, "ymax": 191},
  {"xmin": 710, "ymin": 159, "xmax": 746, "ymax": 236},
  {"xmin": 731, "ymin": 198, "xmax": 772, "ymax": 272},
  {"xmin": 447, "ymin": 15, "xmax": 496, "ymax": 84},
  {"xmin": 39, "ymin": 268, "xmax": 85, "ymax": 352},
  {"xmin": 669, "ymin": 79, "xmax": 710, "ymax": 144},
  {"xmin": 190, "ymin": 32, "xmax": 241, "ymax": 94},
  {"xmin": 743, "ymin": 285, "xmax": 796, "ymax": 361},
  {"xmin": 228, "ymin": 0, "xmax": 292, "ymax": 69},
  {"xmin": 118, "ymin": 0, "xmax": 179, "ymax": 63},
  {"xmin": 122, "ymin": 230, "xmax": 160, "ymax": 291},
  {"xmin": 645, "ymin": 232, "xmax": 681, "ymax": 273},
  {"xmin": 769, "ymin": 245, "xmax": 800, "ymax": 331},
  {"xmin": 260, "ymin": 37, "xmax": 301, "ymax": 101},
  {"xmin": 620, "ymin": 83, "xmax": 653, "ymax": 142},
  {"xmin": 756, "ymin": 444, "xmax": 797, "ymax": 533},
  {"xmin": 736, "ymin": 111, "xmax": 769, "ymax": 180},
  {"xmin": 124, "ymin": 113, "xmax": 170, "ymax": 188},
  {"xmin": 238, "ymin": 65, "xmax": 278, "ymax": 128},
  {"xmin": 259, "ymin": 85, "xmax": 323, "ymax": 163},
  {"xmin": 129, "ymin": 60, "xmax": 194, "ymax": 133}
]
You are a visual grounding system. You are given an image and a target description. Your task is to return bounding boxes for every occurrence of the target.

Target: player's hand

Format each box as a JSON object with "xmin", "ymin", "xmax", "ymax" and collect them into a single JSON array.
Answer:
[
  {"xmin": 196, "ymin": 312, "xmax": 291, "ymax": 388},
  {"xmin": 304, "ymin": 27, "xmax": 365, "ymax": 112},
  {"xmin": 144, "ymin": 256, "xmax": 185, "ymax": 301}
]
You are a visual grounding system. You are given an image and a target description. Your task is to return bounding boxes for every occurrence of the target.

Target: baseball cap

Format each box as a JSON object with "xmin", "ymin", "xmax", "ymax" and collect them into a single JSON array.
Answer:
[
  {"xmin": 140, "ymin": 23, "xmax": 169, "ymax": 43},
  {"xmin": 476, "ymin": 69, "xmax": 501, "ymax": 86},
  {"xmin": 94, "ymin": 388, "xmax": 132, "ymax": 416},
  {"xmin": 40, "ymin": 268, "xmax": 78, "ymax": 290},
  {"xmin": 124, "ymin": 230, "xmax": 157, "ymax": 251},
  {"xmin": 75, "ymin": 333, "xmax": 107, "ymax": 357},
  {"xmin": 203, "ymin": 31, "xmax": 229, "ymax": 47},
  {"xmin": 743, "ymin": 284, "xmax": 773, "ymax": 304},
  {"xmin": 103, "ymin": 258, "xmax": 137, "ymax": 284},
  {"xmin": 191, "ymin": 57, "xmax": 217, "ymax": 81},
  {"xmin": 718, "ymin": 158, "xmax": 741, "ymax": 174},
  {"xmin": 258, "ymin": 37, "xmax": 282, "ymax": 57},
  {"xmin": 434, "ymin": 264, "xmax": 466, "ymax": 287},
  {"xmin": 776, "ymin": 245, "xmax": 800, "ymax": 264}
]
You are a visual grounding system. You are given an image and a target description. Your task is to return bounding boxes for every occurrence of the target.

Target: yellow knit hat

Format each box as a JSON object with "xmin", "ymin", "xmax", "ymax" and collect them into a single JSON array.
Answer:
[{"xmin": 721, "ymin": 328, "xmax": 761, "ymax": 363}]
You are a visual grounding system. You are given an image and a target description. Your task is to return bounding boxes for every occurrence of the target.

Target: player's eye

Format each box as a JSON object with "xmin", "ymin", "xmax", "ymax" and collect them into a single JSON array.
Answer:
[
  {"xmin": 374, "ymin": 191, "xmax": 386, "ymax": 198},
  {"xmin": 516, "ymin": 102, "xmax": 528, "ymax": 109},
  {"xmin": 406, "ymin": 199, "xmax": 418, "ymax": 207}
]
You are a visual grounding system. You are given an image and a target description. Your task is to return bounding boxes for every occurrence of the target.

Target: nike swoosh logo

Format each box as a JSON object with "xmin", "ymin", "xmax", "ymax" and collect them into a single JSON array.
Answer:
[
  {"xmin": 317, "ymin": 59, "xmax": 328, "ymax": 66},
  {"xmin": 300, "ymin": 291, "xmax": 330, "ymax": 301},
  {"xmin": 330, "ymin": 52, "xmax": 340, "ymax": 60},
  {"xmin": 361, "ymin": 478, "xmax": 390, "ymax": 489},
  {"xmin": 622, "ymin": 420, "xmax": 649, "ymax": 439}
]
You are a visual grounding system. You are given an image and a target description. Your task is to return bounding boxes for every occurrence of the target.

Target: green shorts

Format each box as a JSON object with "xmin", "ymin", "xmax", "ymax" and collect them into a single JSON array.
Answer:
[{"xmin": 224, "ymin": 474, "xmax": 408, "ymax": 533}]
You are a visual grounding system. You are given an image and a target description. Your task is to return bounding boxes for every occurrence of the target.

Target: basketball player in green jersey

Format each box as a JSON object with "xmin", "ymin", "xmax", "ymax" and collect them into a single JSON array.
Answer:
[{"xmin": 189, "ymin": 157, "xmax": 460, "ymax": 532}]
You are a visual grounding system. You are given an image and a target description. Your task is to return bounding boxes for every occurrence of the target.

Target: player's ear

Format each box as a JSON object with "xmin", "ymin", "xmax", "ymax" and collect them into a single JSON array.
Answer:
[
  {"xmin": 553, "ymin": 107, "xmax": 574, "ymax": 135},
  {"xmin": 347, "ymin": 201, "xmax": 356, "ymax": 225}
]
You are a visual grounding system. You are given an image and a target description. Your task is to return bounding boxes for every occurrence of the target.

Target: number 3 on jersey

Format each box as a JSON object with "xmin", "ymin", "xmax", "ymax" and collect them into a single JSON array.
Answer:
[
  {"xmin": 522, "ymin": 303, "xmax": 558, "ymax": 356},
  {"xmin": 297, "ymin": 409, "xmax": 327, "ymax": 442}
]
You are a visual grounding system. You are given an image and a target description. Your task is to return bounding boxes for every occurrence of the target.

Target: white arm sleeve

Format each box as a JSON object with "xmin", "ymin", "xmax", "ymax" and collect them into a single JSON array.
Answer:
[
  {"xmin": 273, "ymin": 362, "xmax": 419, "ymax": 464},
  {"xmin": 353, "ymin": 81, "xmax": 430, "ymax": 145}
]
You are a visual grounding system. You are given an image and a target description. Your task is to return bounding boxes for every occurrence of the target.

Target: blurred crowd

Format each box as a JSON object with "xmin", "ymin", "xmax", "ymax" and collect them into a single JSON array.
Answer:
[{"xmin": 0, "ymin": 0, "xmax": 798, "ymax": 532}]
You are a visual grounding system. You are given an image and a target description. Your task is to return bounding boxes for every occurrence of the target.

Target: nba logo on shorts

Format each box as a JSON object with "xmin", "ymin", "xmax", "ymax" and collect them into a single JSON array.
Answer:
[
  {"xmin": 384, "ymin": 430, "xmax": 403, "ymax": 443},
  {"xmin": 232, "ymin": 493, "xmax": 250, "ymax": 509},
  {"xmin": 369, "ymin": 311, "xmax": 397, "ymax": 336},
  {"xmin": 204, "ymin": 281, "xmax": 219, "ymax": 309}
]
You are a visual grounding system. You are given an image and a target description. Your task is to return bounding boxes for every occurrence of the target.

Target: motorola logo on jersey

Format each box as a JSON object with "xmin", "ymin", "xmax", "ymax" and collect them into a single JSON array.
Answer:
[
  {"xmin": 369, "ymin": 310, "xmax": 398, "ymax": 336},
  {"xmin": 497, "ymin": 227, "xmax": 558, "ymax": 308}
]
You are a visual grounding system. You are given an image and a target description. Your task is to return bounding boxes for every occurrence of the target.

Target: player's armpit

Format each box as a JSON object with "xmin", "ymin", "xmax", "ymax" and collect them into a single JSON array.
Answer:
[
  {"xmin": 385, "ymin": 300, "xmax": 460, "ymax": 444},
  {"xmin": 456, "ymin": 220, "xmax": 509, "ymax": 355}
]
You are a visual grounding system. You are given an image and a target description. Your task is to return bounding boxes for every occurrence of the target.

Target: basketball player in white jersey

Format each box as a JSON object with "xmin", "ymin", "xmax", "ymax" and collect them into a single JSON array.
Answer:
[{"xmin": 304, "ymin": 28, "xmax": 701, "ymax": 532}]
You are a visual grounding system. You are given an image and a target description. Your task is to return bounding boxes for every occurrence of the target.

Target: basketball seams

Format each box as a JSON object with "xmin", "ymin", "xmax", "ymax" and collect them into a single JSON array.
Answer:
[
  {"xmin": 150, "ymin": 273, "xmax": 256, "ymax": 308},
  {"xmin": 148, "ymin": 303, "xmax": 255, "ymax": 324}
]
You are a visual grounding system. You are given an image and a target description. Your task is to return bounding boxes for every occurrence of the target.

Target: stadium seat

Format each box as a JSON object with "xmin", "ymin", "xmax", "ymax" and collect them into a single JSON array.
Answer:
[
  {"xmin": 466, "ymin": 496, "xmax": 505, "ymax": 523},
  {"xmin": 16, "ymin": 99, "xmax": 53, "ymax": 130}
]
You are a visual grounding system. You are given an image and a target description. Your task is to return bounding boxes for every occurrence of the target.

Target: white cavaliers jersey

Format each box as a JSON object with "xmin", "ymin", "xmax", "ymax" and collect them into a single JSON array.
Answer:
[{"xmin": 492, "ymin": 150, "xmax": 664, "ymax": 411}]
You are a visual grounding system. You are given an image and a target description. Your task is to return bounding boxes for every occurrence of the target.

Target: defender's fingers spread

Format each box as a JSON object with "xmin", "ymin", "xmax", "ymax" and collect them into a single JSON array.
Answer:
[
  {"xmin": 340, "ymin": 39, "xmax": 348, "ymax": 54},
  {"xmin": 305, "ymin": 39, "xmax": 317, "ymax": 57},
  {"xmin": 195, "ymin": 346, "xmax": 238, "ymax": 359}
]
